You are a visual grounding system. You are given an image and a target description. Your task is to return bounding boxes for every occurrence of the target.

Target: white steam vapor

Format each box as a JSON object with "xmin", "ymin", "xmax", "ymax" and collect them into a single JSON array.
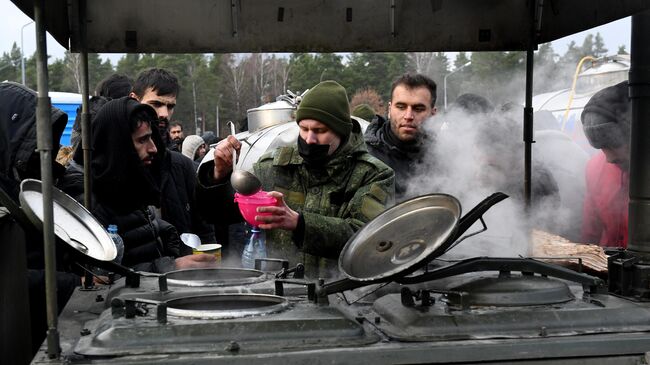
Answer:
[{"xmin": 402, "ymin": 105, "xmax": 586, "ymax": 260}]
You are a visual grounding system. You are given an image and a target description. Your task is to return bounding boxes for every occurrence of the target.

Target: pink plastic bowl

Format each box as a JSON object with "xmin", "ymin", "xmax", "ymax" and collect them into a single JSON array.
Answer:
[{"xmin": 234, "ymin": 191, "xmax": 277, "ymax": 227}]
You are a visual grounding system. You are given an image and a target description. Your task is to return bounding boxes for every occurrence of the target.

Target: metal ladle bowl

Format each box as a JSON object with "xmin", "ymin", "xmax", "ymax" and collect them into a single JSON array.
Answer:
[
  {"xmin": 227, "ymin": 121, "xmax": 262, "ymax": 196},
  {"xmin": 231, "ymin": 169, "xmax": 262, "ymax": 196}
]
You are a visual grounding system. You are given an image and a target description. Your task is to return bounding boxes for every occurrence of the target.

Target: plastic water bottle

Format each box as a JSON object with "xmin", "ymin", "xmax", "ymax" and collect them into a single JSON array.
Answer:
[
  {"xmin": 107, "ymin": 224, "xmax": 124, "ymax": 265},
  {"xmin": 241, "ymin": 227, "xmax": 267, "ymax": 269}
]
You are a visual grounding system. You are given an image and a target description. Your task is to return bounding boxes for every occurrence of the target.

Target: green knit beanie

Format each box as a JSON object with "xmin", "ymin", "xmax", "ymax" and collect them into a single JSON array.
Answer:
[
  {"xmin": 351, "ymin": 103, "xmax": 376, "ymax": 121},
  {"xmin": 296, "ymin": 80, "xmax": 352, "ymax": 139}
]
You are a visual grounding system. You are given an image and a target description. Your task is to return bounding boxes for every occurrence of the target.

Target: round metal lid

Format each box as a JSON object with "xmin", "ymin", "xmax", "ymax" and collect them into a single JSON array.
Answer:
[
  {"xmin": 166, "ymin": 293, "xmax": 289, "ymax": 319},
  {"xmin": 339, "ymin": 194, "xmax": 461, "ymax": 282},
  {"xmin": 165, "ymin": 267, "xmax": 267, "ymax": 287},
  {"xmin": 19, "ymin": 179, "xmax": 116, "ymax": 261}
]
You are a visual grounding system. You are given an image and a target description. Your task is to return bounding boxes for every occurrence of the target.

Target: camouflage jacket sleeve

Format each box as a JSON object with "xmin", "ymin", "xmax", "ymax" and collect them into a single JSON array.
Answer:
[{"xmin": 298, "ymin": 159, "xmax": 395, "ymax": 259}]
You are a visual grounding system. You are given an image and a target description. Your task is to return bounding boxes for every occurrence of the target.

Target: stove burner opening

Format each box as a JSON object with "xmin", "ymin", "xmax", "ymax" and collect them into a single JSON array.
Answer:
[{"xmin": 166, "ymin": 294, "xmax": 289, "ymax": 319}]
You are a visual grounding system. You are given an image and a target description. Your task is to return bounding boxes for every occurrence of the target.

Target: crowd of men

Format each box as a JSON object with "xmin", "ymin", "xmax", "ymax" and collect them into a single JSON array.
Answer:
[{"xmin": 0, "ymin": 66, "xmax": 633, "ymax": 361}]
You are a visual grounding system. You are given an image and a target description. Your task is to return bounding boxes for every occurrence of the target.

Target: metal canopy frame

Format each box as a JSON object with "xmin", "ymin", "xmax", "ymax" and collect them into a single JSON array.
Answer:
[
  {"xmin": 11, "ymin": 0, "xmax": 650, "ymax": 53},
  {"xmin": 11, "ymin": 0, "xmax": 650, "ymax": 360}
]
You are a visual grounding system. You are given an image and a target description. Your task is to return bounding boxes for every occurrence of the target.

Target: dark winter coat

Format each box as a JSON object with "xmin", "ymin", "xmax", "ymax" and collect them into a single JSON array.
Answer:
[
  {"xmin": 0, "ymin": 82, "xmax": 78, "ymax": 359},
  {"xmin": 197, "ymin": 122, "xmax": 395, "ymax": 278},
  {"xmin": 0, "ymin": 82, "xmax": 67, "ymax": 200},
  {"xmin": 61, "ymin": 97, "xmax": 184, "ymax": 272},
  {"xmin": 159, "ymin": 149, "xmax": 216, "ymax": 244},
  {"xmin": 364, "ymin": 115, "xmax": 427, "ymax": 201},
  {"xmin": 57, "ymin": 161, "xmax": 185, "ymax": 272},
  {"xmin": 71, "ymin": 122, "xmax": 215, "ymax": 244},
  {"xmin": 0, "ymin": 81, "xmax": 73, "ymax": 272},
  {"xmin": 70, "ymin": 95, "xmax": 109, "ymax": 155}
]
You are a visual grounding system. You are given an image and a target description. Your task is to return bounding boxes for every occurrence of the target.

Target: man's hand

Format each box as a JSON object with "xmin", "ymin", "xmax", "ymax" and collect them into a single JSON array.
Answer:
[
  {"xmin": 213, "ymin": 135, "xmax": 241, "ymax": 182},
  {"xmin": 175, "ymin": 254, "xmax": 218, "ymax": 269},
  {"xmin": 256, "ymin": 191, "xmax": 300, "ymax": 231}
]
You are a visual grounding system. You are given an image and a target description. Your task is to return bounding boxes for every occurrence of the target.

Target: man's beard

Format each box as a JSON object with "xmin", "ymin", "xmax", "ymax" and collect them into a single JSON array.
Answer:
[{"xmin": 158, "ymin": 118, "xmax": 170, "ymax": 144}]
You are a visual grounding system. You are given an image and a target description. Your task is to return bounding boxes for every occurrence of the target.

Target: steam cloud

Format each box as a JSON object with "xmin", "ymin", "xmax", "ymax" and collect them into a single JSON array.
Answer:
[{"xmin": 403, "ymin": 103, "xmax": 587, "ymax": 260}]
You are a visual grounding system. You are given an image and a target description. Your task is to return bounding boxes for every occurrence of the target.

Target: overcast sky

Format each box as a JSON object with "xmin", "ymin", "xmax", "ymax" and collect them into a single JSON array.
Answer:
[{"xmin": 1, "ymin": 0, "xmax": 632, "ymax": 66}]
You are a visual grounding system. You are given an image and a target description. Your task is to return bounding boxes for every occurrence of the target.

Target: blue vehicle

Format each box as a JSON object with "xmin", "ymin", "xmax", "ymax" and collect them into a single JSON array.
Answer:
[{"xmin": 50, "ymin": 91, "xmax": 82, "ymax": 146}]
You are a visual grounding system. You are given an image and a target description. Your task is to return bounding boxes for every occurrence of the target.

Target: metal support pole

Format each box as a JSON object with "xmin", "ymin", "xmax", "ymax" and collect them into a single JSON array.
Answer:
[
  {"xmin": 627, "ymin": 10, "xmax": 650, "ymax": 256},
  {"xmin": 523, "ymin": 0, "xmax": 542, "ymax": 210},
  {"xmin": 216, "ymin": 104, "xmax": 220, "ymax": 137},
  {"xmin": 34, "ymin": 0, "xmax": 60, "ymax": 358},
  {"xmin": 523, "ymin": 50, "xmax": 534, "ymax": 210},
  {"xmin": 79, "ymin": 0, "xmax": 92, "ymax": 210}
]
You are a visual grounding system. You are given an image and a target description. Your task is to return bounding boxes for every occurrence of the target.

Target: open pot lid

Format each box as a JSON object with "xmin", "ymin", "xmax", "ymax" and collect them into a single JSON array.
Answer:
[
  {"xmin": 339, "ymin": 194, "xmax": 461, "ymax": 282},
  {"xmin": 19, "ymin": 179, "xmax": 117, "ymax": 261}
]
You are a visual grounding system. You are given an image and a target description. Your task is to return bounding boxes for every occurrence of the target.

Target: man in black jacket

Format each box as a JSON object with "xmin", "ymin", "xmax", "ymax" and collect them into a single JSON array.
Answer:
[
  {"xmin": 59, "ymin": 96, "xmax": 216, "ymax": 272},
  {"xmin": 129, "ymin": 68, "xmax": 216, "ymax": 245},
  {"xmin": 364, "ymin": 73, "xmax": 438, "ymax": 202},
  {"xmin": 0, "ymin": 81, "xmax": 78, "ymax": 361}
]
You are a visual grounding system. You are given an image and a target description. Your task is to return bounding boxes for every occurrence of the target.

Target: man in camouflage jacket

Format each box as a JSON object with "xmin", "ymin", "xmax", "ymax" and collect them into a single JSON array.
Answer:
[{"xmin": 197, "ymin": 80, "xmax": 395, "ymax": 277}]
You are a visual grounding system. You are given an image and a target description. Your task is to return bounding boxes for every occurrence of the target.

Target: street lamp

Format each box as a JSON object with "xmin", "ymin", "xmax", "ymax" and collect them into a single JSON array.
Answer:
[
  {"xmin": 20, "ymin": 21, "xmax": 34, "ymax": 85},
  {"xmin": 443, "ymin": 61, "xmax": 471, "ymax": 110}
]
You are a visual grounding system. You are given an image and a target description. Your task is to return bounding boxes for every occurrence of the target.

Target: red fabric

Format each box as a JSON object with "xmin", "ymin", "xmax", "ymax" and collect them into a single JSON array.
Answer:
[{"xmin": 581, "ymin": 152, "xmax": 629, "ymax": 248}]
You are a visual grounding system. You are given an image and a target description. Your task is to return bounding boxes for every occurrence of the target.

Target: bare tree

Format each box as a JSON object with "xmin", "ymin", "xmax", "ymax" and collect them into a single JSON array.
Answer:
[
  {"xmin": 222, "ymin": 53, "xmax": 250, "ymax": 126},
  {"xmin": 64, "ymin": 51, "xmax": 82, "ymax": 93},
  {"xmin": 409, "ymin": 52, "xmax": 436, "ymax": 75}
]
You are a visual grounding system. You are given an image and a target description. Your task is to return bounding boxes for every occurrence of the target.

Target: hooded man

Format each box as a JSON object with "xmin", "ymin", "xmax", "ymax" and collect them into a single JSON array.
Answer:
[
  {"xmin": 59, "ymin": 97, "xmax": 216, "ymax": 272},
  {"xmin": 364, "ymin": 73, "xmax": 437, "ymax": 201},
  {"xmin": 197, "ymin": 80, "xmax": 395, "ymax": 278},
  {"xmin": 0, "ymin": 81, "xmax": 76, "ymax": 361},
  {"xmin": 182, "ymin": 134, "xmax": 207, "ymax": 170},
  {"xmin": 581, "ymin": 81, "xmax": 631, "ymax": 248}
]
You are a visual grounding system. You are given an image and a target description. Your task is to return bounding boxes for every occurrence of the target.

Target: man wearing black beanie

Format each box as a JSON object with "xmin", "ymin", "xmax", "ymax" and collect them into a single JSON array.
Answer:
[
  {"xmin": 197, "ymin": 80, "xmax": 395, "ymax": 278},
  {"xmin": 580, "ymin": 81, "xmax": 630, "ymax": 248}
]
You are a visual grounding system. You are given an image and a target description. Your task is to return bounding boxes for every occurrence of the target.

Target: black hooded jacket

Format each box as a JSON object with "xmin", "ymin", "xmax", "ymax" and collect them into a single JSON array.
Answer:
[
  {"xmin": 67, "ymin": 105, "xmax": 215, "ymax": 245},
  {"xmin": 363, "ymin": 115, "xmax": 426, "ymax": 200},
  {"xmin": 58, "ymin": 97, "xmax": 183, "ymax": 272},
  {"xmin": 0, "ymin": 82, "xmax": 67, "ymax": 200},
  {"xmin": 0, "ymin": 81, "xmax": 71, "ymax": 268},
  {"xmin": 0, "ymin": 82, "xmax": 79, "ymax": 357}
]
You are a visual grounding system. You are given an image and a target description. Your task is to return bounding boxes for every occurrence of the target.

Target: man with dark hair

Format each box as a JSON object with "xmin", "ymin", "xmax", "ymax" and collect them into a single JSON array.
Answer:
[
  {"xmin": 450, "ymin": 93, "xmax": 494, "ymax": 115},
  {"xmin": 197, "ymin": 80, "xmax": 394, "ymax": 278},
  {"xmin": 129, "ymin": 68, "xmax": 217, "ymax": 245},
  {"xmin": 581, "ymin": 81, "xmax": 631, "ymax": 248},
  {"xmin": 130, "ymin": 68, "xmax": 179, "ymax": 147},
  {"xmin": 364, "ymin": 73, "xmax": 437, "ymax": 201},
  {"xmin": 169, "ymin": 122, "xmax": 184, "ymax": 152},
  {"xmin": 96, "ymin": 73, "xmax": 133, "ymax": 98},
  {"xmin": 60, "ymin": 97, "xmax": 216, "ymax": 272}
]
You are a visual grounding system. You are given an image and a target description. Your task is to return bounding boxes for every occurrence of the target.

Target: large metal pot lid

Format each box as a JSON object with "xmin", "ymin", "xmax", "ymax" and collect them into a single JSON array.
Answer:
[
  {"xmin": 166, "ymin": 293, "xmax": 289, "ymax": 319},
  {"xmin": 165, "ymin": 267, "xmax": 266, "ymax": 287},
  {"xmin": 19, "ymin": 179, "xmax": 116, "ymax": 261},
  {"xmin": 339, "ymin": 194, "xmax": 461, "ymax": 282}
]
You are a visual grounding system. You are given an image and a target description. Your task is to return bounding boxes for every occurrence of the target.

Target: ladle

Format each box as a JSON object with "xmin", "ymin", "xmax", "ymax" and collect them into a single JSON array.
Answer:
[{"xmin": 228, "ymin": 121, "xmax": 262, "ymax": 195}]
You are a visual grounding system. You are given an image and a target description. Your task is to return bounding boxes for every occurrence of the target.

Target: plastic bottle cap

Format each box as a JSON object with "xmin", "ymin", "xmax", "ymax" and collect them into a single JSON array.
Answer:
[{"xmin": 108, "ymin": 224, "xmax": 118, "ymax": 234}]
